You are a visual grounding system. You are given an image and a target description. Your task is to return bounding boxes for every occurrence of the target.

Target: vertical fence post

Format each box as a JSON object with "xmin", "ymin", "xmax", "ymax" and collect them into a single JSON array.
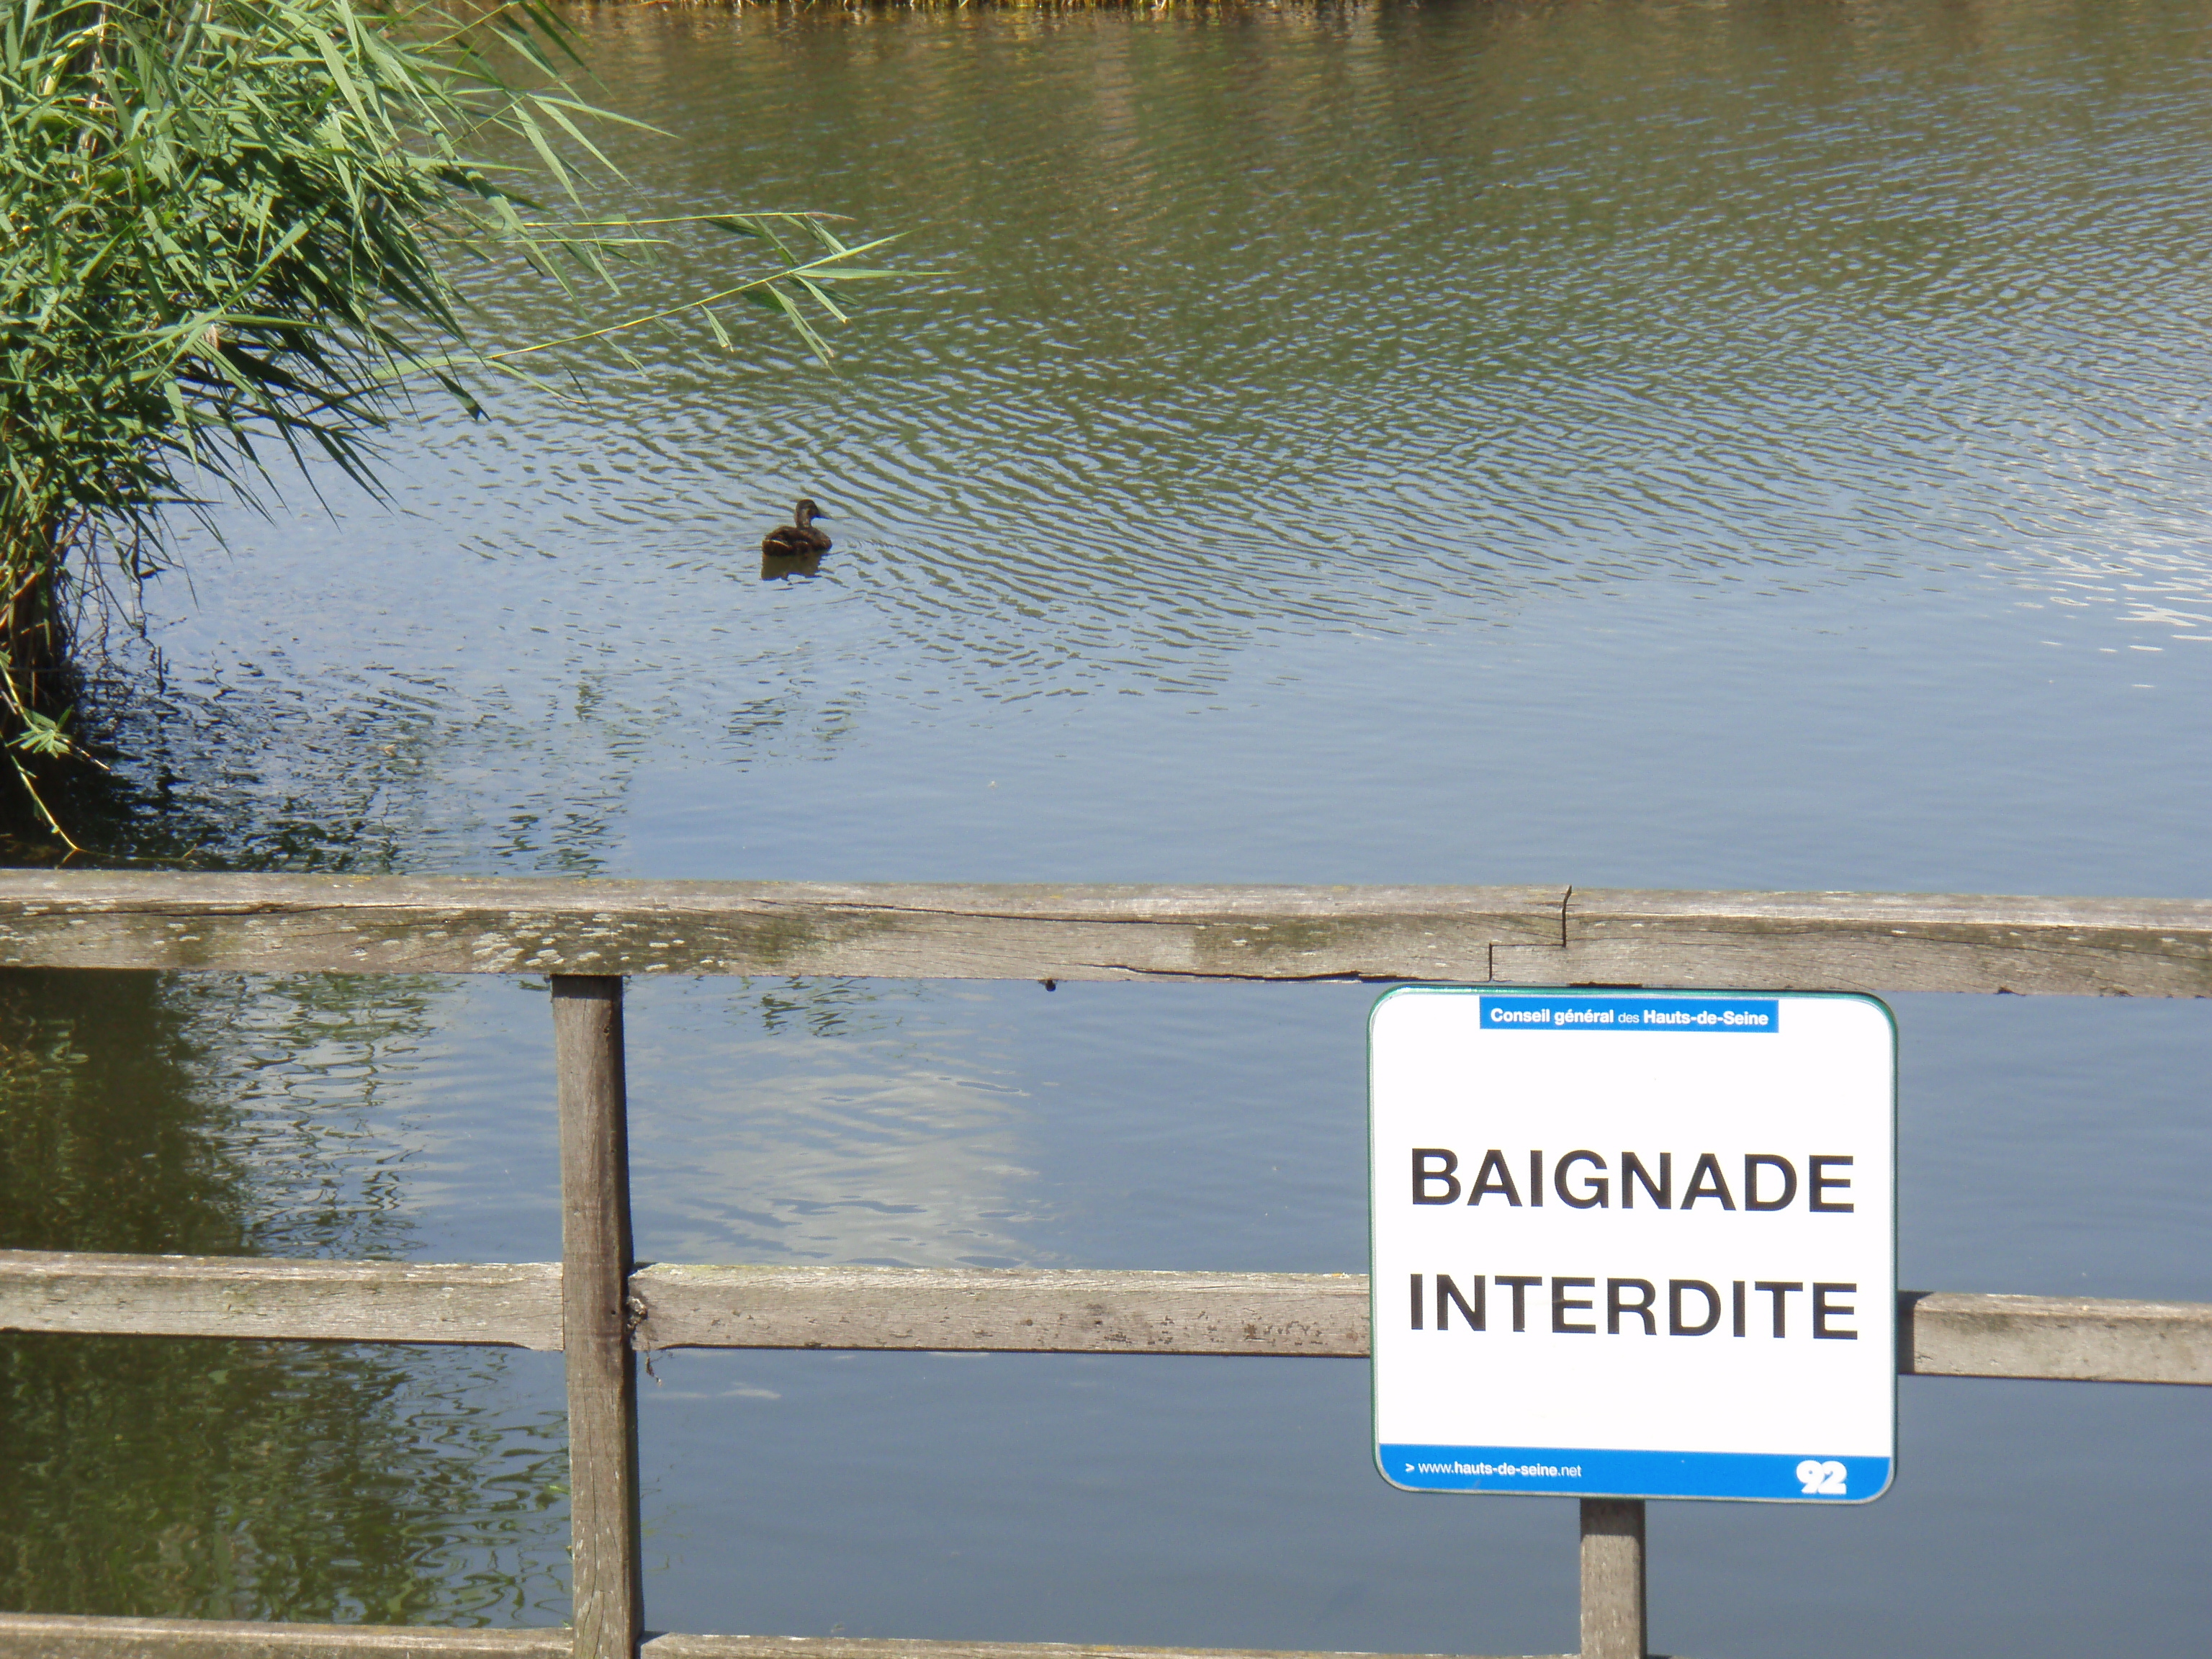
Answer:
[
  {"xmin": 1579, "ymin": 1498, "xmax": 1646, "ymax": 1659},
  {"xmin": 555, "ymin": 976, "xmax": 643, "ymax": 1659}
]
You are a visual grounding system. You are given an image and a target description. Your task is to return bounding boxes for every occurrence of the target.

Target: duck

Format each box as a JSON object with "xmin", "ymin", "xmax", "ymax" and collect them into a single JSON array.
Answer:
[{"xmin": 762, "ymin": 498, "xmax": 832, "ymax": 559}]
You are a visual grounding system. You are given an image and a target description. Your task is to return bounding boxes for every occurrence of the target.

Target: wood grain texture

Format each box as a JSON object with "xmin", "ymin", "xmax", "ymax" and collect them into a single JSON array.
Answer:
[
  {"xmin": 0, "ymin": 873, "xmax": 1565, "ymax": 981},
  {"xmin": 6, "ymin": 1253, "xmax": 2205, "ymax": 1386},
  {"xmin": 554, "ymin": 978, "xmax": 643, "ymax": 1659},
  {"xmin": 628, "ymin": 1264, "xmax": 1370, "ymax": 1357},
  {"xmin": 1491, "ymin": 888, "xmax": 2212, "ymax": 996},
  {"xmin": 1900, "ymin": 1291, "xmax": 2212, "ymax": 1385},
  {"xmin": 0, "ymin": 1250, "xmax": 560, "ymax": 1348},
  {"xmin": 631, "ymin": 1268, "xmax": 2212, "ymax": 1384},
  {"xmin": 3, "ymin": 872, "xmax": 2208, "ymax": 993},
  {"xmin": 639, "ymin": 1638, "xmax": 1567, "ymax": 1659},
  {"xmin": 1577, "ymin": 1500, "xmax": 1646, "ymax": 1659},
  {"xmin": 0, "ymin": 1614, "xmax": 567, "ymax": 1658}
]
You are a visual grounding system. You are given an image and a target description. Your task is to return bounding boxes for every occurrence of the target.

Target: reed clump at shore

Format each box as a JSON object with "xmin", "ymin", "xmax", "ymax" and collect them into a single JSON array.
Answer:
[{"xmin": 0, "ymin": 0, "xmax": 909, "ymax": 853}]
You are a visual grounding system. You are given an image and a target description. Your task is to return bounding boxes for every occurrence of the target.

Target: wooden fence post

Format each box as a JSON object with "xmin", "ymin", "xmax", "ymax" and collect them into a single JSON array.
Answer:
[
  {"xmin": 1579, "ymin": 1498, "xmax": 1645, "ymax": 1659},
  {"xmin": 554, "ymin": 976, "xmax": 643, "ymax": 1659}
]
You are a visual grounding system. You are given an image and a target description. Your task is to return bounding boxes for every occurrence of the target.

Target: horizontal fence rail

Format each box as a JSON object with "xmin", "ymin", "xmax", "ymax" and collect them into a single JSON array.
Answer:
[
  {"xmin": 0, "ymin": 1614, "xmax": 571, "ymax": 1656},
  {"xmin": 4, "ymin": 1251, "xmax": 2206, "ymax": 1386},
  {"xmin": 0, "ymin": 1251, "xmax": 562, "ymax": 1348},
  {"xmin": 631, "ymin": 1264, "xmax": 1371, "ymax": 1356},
  {"xmin": 1, "ymin": 873, "xmax": 2211, "ymax": 993},
  {"xmin": 0, "ymin": 1616, "xmax": 1545, "ymax": 1659}
]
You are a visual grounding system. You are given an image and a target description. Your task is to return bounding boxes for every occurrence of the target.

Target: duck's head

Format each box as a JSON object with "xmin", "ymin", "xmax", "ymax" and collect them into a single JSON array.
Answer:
[{"xmin": 793, "ymin": 498, "xmax": 826, "ymax": 527}]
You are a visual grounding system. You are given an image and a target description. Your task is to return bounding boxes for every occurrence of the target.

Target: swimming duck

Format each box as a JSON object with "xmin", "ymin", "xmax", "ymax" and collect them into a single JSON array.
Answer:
[{"xmin": 762, "ymin": 498, "xmax": 832, "ymax": 559}]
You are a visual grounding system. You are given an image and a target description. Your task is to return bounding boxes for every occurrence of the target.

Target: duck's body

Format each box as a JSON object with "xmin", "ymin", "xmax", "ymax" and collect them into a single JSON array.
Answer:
[{"xmin": 763, "ymin": 498, "xmax": 832, "ymax": 559}]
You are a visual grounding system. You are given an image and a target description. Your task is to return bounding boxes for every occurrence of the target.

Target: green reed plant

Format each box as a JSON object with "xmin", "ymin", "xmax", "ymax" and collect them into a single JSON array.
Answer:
[{"xmin": 0, "ymin": 0, "xmax": 894, "ymax": 846}]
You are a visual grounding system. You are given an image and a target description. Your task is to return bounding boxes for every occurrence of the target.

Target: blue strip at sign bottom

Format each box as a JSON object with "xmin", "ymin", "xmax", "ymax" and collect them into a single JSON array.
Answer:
[{"xmin": 1378, "ymin": 1444, "xmax": 1893, "ymax": 1503}]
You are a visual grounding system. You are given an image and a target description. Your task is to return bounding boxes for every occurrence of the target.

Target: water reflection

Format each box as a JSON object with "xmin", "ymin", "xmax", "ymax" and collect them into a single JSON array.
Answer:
[
  {"xmin": 0, "ymin": 971, "xmax": 569, "ymax": 1624},
  {"xmin": 631, "ymin": 978, "xmax": 1044, "ymax": 1270},
  {"xmin": 0, "ymin": 1335, "xmax": 565, "ymax": 1624}
]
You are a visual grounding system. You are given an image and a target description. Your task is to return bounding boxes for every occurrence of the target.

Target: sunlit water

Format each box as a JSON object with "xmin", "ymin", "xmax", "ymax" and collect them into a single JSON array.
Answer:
[{"xmin": 5, "ymin": 2, "xmax": 2212, "ymax": 1655}]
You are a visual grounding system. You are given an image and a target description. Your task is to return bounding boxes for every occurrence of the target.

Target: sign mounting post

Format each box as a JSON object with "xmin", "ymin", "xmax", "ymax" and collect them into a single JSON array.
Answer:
[{"xmin": 1370, "ymin": 988, "xmax": 1897, "ymax": 1505}]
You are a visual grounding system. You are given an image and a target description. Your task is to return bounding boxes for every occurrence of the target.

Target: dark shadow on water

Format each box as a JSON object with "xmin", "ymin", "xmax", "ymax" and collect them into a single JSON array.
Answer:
[
  {"xmin": 760, "ymin": 550, "xmax": 824, "ymax": 582},
  {"xmin": 0, "ymin": 649, "xmax": 421, "ymax": 872}
]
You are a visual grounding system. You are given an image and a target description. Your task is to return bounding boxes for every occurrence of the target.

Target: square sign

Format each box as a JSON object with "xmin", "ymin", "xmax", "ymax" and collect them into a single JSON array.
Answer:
[{"xmin": 1370, "ymin": 987, "xmax": 1896, "ymax": 1504}]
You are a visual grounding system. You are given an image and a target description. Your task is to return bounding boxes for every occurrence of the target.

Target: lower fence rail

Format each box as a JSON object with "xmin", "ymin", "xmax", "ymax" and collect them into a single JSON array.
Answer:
[{"xmin": 0, "ymin": 1617, "xmax": 1573, "ymax": 1659}]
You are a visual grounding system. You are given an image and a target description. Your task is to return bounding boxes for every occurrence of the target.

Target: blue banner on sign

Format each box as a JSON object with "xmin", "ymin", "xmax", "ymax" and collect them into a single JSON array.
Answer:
[
  {"xmin": 1478, "ymin": 996, "xmax": 1779, "ymax": 1033},
  {"xmin": 1377, "ymin": 1443, "xmax": 1889, "ymax": 1503}
]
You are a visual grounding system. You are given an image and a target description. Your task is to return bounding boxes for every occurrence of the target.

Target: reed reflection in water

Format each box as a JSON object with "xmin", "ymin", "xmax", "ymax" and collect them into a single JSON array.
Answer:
[{"xmin": 0, "ymin": 972, "xmax": 570, "ymax": 1626}]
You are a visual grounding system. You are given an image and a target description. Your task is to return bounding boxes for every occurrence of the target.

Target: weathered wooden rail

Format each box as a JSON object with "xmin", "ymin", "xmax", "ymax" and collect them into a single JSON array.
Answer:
[
  {"xmin": 4, "ymin": 873, "xmax": 2212, "ymax": 995},
  {"xmin": 1, "ymin": 874, "xmax": 2208, "ymax": 1659},
  {"xmin": 4, "ymin": 1254, "xmax": 2208, "ymax": 1386},
  {"xmin": 0, "ymin": 1622, "xmax": 1508, "ymax": 1659}
]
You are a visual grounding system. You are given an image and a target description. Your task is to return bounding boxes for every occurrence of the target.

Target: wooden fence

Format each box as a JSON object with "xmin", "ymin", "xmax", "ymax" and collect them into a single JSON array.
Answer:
[{"xmin": 1, "ymin": 874, "xmax": 2208, "ymax": 1659}]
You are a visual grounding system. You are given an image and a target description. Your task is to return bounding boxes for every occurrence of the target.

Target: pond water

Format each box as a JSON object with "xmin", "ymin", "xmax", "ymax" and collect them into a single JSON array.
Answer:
[{"xmin": 4, "ymin": 1, "xmax": 2212, "ymax": 1655}]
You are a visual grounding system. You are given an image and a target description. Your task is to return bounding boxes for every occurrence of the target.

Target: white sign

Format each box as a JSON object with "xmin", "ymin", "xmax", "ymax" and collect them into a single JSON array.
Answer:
[{"xmin": 1369, "ymin": 988, "xmax": 1895, "ymax": 1503}]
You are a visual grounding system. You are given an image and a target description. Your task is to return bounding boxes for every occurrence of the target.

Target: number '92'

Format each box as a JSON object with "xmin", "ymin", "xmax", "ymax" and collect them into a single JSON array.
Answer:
[{"xmin": 1795, "ymin": 1459, "xmax": 1848, "ymax": 1496}]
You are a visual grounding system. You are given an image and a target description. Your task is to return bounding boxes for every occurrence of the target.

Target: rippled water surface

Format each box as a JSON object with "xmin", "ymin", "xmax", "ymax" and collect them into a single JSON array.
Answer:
[{"xmin": 7, "ymin": 2, "xmax": 2212, "ymax": 1655}]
